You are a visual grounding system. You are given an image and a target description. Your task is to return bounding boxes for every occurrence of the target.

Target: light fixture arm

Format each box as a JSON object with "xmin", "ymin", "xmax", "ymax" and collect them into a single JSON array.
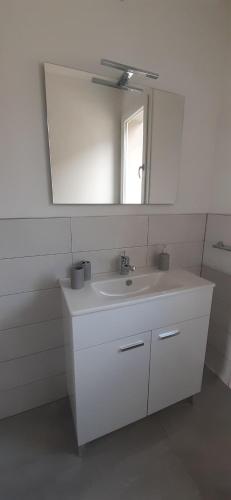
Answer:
[
  {"xmin": 92, "ymin": 59, "xmax": 159, "ymax": 93},
  {"xmin": 101, "ymin": 59, "xmax": 159, "ymax": 80},
  {"xmin": 118, "ymin": 70, "xmax": 134, "ymax": 87}
]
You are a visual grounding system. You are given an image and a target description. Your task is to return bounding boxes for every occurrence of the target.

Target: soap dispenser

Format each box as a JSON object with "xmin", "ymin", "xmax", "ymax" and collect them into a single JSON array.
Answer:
[{"xmin": 158, "ymin": 246, "xmax": 170, "ymax": 271}]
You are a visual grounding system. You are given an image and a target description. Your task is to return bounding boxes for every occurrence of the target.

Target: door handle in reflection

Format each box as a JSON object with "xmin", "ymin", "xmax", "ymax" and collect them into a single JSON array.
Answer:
[
  {"xmin": 158, "ymin": 329, "xmax": 180, "ymax": 340},
  {"xmin": 138, "ymin": 164, "xmax": 145, "ymax": 178},
  {"xmin": 119, "ymin": 341, "xmax": 145, "ymax": 352}
]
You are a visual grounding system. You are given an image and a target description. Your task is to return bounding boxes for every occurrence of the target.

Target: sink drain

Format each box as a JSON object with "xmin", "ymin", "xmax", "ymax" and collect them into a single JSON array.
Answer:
[{"xmin": 126, "ymin": 279, "xmax": 133, "ymax": 286}]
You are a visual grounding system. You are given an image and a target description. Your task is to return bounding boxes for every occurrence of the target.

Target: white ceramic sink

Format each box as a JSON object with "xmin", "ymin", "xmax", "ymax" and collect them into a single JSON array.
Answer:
[
  {"xmin": 92, "ymin": 271, "xmax": 182, "ymax": 298},
  {"xmin": 60, "ymin": 269, "xmax": 214, "ymax": 317}
]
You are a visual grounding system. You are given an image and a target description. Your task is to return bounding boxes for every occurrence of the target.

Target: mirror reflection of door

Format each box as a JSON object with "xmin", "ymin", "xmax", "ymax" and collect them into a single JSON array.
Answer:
[
  {"xmin": 44, "ymin": 64, "xmax": 184, "ymax": 205},
  {"xmin": 121, "ymin": 106, "xmax": 145, "ymax": 204}
]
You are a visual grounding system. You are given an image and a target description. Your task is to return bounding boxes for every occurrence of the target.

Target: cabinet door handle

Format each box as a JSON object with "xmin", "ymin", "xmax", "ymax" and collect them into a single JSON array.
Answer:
[
  {"xmin": 158, "ymin": 329, "xmax": 180, "ymax": 340},
  {"xmin": 119, "ymin": 341, "xmax": 145, "ymax": 352}
]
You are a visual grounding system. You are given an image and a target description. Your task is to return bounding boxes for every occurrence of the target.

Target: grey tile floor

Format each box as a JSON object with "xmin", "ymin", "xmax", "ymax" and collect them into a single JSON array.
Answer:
[{"xmin": 0, "ymin": 369, "xmax": 231, "ymax": 500}]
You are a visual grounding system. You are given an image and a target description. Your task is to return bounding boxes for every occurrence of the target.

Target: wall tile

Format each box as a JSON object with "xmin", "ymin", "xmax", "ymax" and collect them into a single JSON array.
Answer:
[
  {"xmin": 206, "ymin": 214, "xmax": 231, "ymax": 244},
  {"xmin": 146, "ymin": 244, "xmax": 163, "ymax": 267},
  {"xmin": 0, "ymin": 218, "xmax": 71, "ymax": 258},
  {"xmin": 0, "ymin": 254, "xmax": 72, "ymax": 295},
  {"xmin": 73, "ymin": 249, "xmax": 123, "ymax": 275},
  {"xmin": 185, "ymin": 266, "xmax": 201, "ymax": 276},
  {"xmin": 125, "ymin": 246, "xmax": 147, "ymax": 269},
  {"xmin": 0, "ymin": 253, "xmax": 72, "ymax": 296},
  {"xmin": 205, "ymin": 343, "xmax": 231, "ymax": 386},
  {"xmin": 208, "ymin": 323, "xmax": 231, "ymax": 361},
  {"xmin": 0, "ymin": 288, "xmax": 61, "ymax": 330},
  {"xmin": 203, "ymin": 242, "xmax": 231, "ymax": 275},
  {"xmin": 203, "ymin": 215, "xmax": 231, "ymax": 388},
  {"xmin": 148, "ymin": 214, "xmax": 206, "ymax": 245},
  {"xmin": 71, "ymin": 216, "xmax": 148, "ymax": 251},
  {"xmin": 210, "ymin": 299, "xmax": 231, "ymax": 335},
  {"xmin": 73, "ymin": 246, "xmax": 147, "ymax": 275},
  {"xmin": 0, "ymin": 374, "xmax": 66, "ymax": 419},
  {"xmin": 0, "ymin": 319, "xmax": 63, "ymax": 362},
  {"xmin": 0, "ymin": 347, "xmax": 65, "ymax": 391},
  {"xmin": 202, "ymin": 266, "xmax": 231, "ymax": 306},
  {"xmin": 168, "ymin": 242, "xmax": 203, "ymax": 269},
  {"xmin": 147, "ymin": 242, "xmax": 203, "ymax": 269}
]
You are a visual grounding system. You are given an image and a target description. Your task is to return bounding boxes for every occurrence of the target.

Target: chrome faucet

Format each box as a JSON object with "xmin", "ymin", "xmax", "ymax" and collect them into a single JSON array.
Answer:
[{"xmin": 120, "ymin": 253, "xmax": 136, "ymax": 275}]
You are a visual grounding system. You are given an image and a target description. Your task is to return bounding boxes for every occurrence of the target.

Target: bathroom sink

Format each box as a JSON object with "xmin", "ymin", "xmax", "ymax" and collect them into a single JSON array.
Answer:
[
  {"xmin": 60, "ymin": 269, "xmax": 214, "ymax": 317},
  {"xmin": 92, "ymin": 272, "xmax": 182, "ymax": 298}
]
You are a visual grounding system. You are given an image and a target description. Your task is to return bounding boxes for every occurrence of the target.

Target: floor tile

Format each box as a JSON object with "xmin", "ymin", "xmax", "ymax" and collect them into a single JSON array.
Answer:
[{"xmin": 0, "ymin": 369, "xmax": 230, "ymax": 499}]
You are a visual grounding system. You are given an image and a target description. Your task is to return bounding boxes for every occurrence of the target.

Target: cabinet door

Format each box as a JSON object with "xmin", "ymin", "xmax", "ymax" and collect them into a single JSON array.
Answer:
[
  {"xmin": 148, "ymin": 316, "xmax": 209, "ymax": 415},
  {"xmin": 75, "ymin": 331, "xmax": 151, "ymax": 445}
]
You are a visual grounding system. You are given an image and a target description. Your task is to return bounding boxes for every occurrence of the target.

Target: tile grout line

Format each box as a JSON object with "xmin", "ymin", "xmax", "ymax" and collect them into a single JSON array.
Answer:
[
  {"xmin": 0, "ymin": 371, "xmax": 67, "ymax": 396},
  {"xmin": 200, "ymin": 213, "xmax": 208, "ymax": 276},
  {"xmin": 69, "ymin": 217, "xmax": 73, "ymax": 257},
  {"xmin": 0, "ymin": 251, "xmax": 72, "ymax": 261},
  {"xmin": 0, "ymin": 344, "xmax": 65, "ymax": 365},
  {"xmin": 146, "ymin": 216, "xmax": 149, "ymax": 266},
  {"xmin": 72, "ymin": 240, "xmax": 204, "ymax": 254},
  {"xmin": 0, "ymin": 317, "xmax": 63, "ymax": 335},
  {"xmin": 0, "ymin": 285, "xmax": 62, "ymax": 298},
  {"xmin": 0, "ymin": 213, "xmax": 209, "ymax": 222},
  {"xmin": 147, "ymin": 215, "xmax": 149, "ymax": 247},
  {"xmin": 0, "ymin": 241, "xmax": 204, "ymax": 261},
  {"xmin": 0, "ymin": 316, "xmax": 63, "ymax": 334}
]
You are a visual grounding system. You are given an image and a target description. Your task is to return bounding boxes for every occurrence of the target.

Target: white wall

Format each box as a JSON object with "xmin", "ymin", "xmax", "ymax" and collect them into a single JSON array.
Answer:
[
  {"xmin": 210, "ymin": 2, "xmax": 231, "ymax": 214},
  {"xmin": 0, "ymin": 0, "xmax": 228, "ymax": 217},
  {"xmin": 202, "ymin": 215, "xmax": 231, "ymax": 387},
  {"xmin": 203, "ymin": 6, "xmax": 231, "ymax": 386}
]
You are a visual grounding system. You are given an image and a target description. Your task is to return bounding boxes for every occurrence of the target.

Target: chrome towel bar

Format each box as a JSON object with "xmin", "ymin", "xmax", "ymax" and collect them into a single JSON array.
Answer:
[{"xmin": 213, "ymin": 241, "xmax": 231, "ymax": 252}]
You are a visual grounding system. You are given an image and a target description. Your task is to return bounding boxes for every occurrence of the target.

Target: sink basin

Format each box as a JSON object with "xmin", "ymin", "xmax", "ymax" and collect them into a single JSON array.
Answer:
[
  {"xmin": 60, "ymin": 268, "xmax": 214, "ymax": 317},
  {"xmin": 92, "ymin": 271, "xmax": 182, "ymax": 298}
]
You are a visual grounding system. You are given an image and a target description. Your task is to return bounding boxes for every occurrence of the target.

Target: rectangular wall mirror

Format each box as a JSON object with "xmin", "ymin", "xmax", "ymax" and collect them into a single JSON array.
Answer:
[{"xmin": 44, "ymin": 63, "xmax": 184, "ymax": 205}]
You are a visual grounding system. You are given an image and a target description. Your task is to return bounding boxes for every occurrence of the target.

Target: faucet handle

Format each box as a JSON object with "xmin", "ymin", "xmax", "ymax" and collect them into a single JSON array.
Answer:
[{"xmin": 121, "ymin": 254, "xmax": 129, "ymax": 265}]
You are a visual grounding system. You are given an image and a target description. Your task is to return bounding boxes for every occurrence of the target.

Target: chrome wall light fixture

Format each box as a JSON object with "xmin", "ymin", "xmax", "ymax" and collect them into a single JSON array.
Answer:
[{"xmin": 92, "ymin": 59, "xmax": 159, "ymax": 93}]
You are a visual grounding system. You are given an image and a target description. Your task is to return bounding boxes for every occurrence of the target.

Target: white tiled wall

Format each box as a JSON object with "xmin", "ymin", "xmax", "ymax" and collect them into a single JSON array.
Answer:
[
  {"xmin": 71, "ymin": 214, "xmax": 205, "ymax": 275},
  {"xmin": 0, "ymin": 218, "xmax": 71, "ymax": 258},
  {"xmin": 148, "ymin": 214, "xmax": 206, "ymax": 245},
  {"xmin": 71, "ymin": 216, "xmax": 148, "ymax": 252},
  {"xmin": 0, "ymin": 214, "xmax": 206, "ymax": 419},
  {"xmin": 202, "ymin": 214, "xmax": 231, "ymax": 388}
]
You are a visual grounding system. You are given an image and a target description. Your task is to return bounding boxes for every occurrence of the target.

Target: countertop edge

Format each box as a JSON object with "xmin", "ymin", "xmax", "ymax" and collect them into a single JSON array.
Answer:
[{"xmin": 61, "ymin": 281, "xmax": 215, "ymax": 318}]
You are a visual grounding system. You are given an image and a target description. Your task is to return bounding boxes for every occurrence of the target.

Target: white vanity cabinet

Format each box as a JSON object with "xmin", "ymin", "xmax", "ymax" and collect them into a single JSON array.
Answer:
[
  {"xmin": 75, "ymin": 332, "xmax": 151, "ymax": 446},
  {"xmin": 148, "ymin": 316, "xmax": 210, "ymax": 415},
  {"xmin": 61, "ymin": 272, "xmax": 214, "ymax": 449}
]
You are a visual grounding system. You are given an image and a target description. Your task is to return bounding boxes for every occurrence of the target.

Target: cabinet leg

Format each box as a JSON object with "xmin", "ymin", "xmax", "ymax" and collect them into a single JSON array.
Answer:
[
  {"xmin": 188, "ymin": 396, "xmax": 194, "ymax": 406},
  {"xmin": 77, "ymin": 444, "xmax": 85, "ymax": 457}
]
